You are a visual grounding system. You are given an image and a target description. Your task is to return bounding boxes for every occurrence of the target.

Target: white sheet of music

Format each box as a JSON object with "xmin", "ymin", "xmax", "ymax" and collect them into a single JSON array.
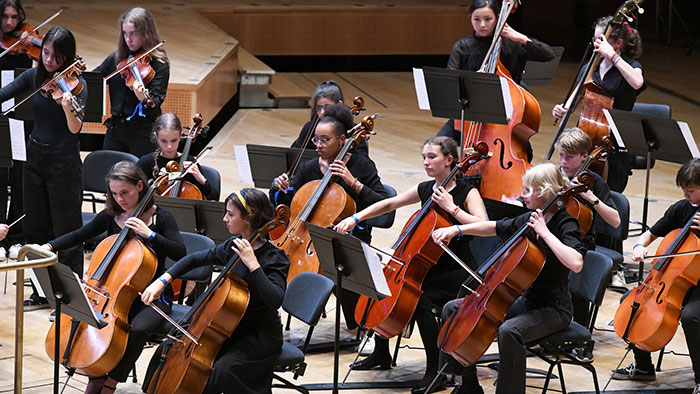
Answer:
[
  {"xmin": 234, "ymin": 145, "xmax": 253, "ymax": 183},
  {"xmin": 1, "ymin": 70, "xmax": 15, "ymax": 113},
  {"xmin": 678, "ymin": 121, "xmax": 700, "ymax": 158},
  {"xmin": 361, "ymin": 242, "xmax": 391, "ymax": 297},
  {"xmin": 9, "ymin": 118, "xmax": 26, "ymax": 161},
  {"xmin": 412, "ymin": 68, "xmax": 430, "ymax": 110}
]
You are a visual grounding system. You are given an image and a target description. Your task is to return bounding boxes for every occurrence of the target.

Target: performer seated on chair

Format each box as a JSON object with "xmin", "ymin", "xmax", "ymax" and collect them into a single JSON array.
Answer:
[
  {"xmin": 432, "ymin": 163, "xmax": 586, "ymax": 394},
  {"xmin": 609, "ymin": 158, "xmax": 700, "ymax": 394},
  {"xmin": 335, "ymin": 136, "xmax": 487, "ymax": 394},
  {"xmin": 40, "ymin": 161, "xmax": 185, "ymax": 394},
  {"xmin": 136, "ymin": 112, "xmax": 219, "ymax": 200},
  {"xmin": 141, "ymin": 188, "xmax": 290, "ymax": 394}
]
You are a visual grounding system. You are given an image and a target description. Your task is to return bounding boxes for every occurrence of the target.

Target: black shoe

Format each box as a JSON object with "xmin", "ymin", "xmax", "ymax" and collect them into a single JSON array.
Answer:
[
  {"xmin": 610, "ymin": 362, "xmax": 656, "ymax": 381},
  {"xmin": 411, "ymin": 372, "xmax": 447, "ymax": 394},
  {"xmin": 451, "ymin": 384, "xmax": 483, "ymax": 394},
  {"xmin": 569, "ymin": 347, "xmax": 594, "ymax": 363},
  {"xmin": 349, "ymin": 352, "xmax": 391, "ymax": 370},
  {"xmin": 23, "ymin": 297, "xmax": 49, "ymax": 311}
]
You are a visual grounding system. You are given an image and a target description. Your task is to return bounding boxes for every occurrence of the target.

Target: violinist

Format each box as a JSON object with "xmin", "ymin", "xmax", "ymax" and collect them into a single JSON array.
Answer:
[
  {"xmin": 136, "ymin": 112, "xmax": 218, "ymax": 200},
  {"xmin": 290, "ymin": 80, "xmax": 368, "ymax": 155},
  {"xmin": 41, "ymin": 161, "xmax": 185, "ymax": 394},
  {"xmin": 553, "ymin": 16, "xmax": 645, "ymax": 193},
  {"xmin": 433, "ymin": 163, "xmax": 586, "ymax": 394},
  {"xmin": 0, "ymin": 0, "xmax": 32, "ymax": 253},
  {"xmin": 610, "ymin": 158, "xmax": 700, "ymax": 394},
  {"xmin": 94, "ymin": 7, "xmax": 169, "ymax": 158},
  {"xmin": 141, "ymin": 189, "xmax": 290, "ymax": 393},
  {"xmin": 0, "ymin": 25, "xmax": 86, "ymax": 311},
  {"xmin": 335, "ymin": 136, "xmax": 487, "ymax": 394},
  {"xmin": 437, "ymin": 0, "xmax": 554, "ymax": 146}
]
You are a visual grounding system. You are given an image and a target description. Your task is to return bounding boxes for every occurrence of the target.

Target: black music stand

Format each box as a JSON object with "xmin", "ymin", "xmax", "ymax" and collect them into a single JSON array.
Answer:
[
  {"xmin": 521, "ymin": 46, "xmax": 565, "ymax": 87},
  {"xmin": 482, "ymin": 197, "xmax": 529, "ymax": 221},
  {"xmin": 604, "ymin": 108, "xmax": 699, "ymax": 282},
  {"xmin": 13, "ymin": 69, "xmax": 104, "ymax": 122},
  {"xmin": 33, "ymin": 262, "xmax": 107, "ymax": 394},
  {"xmin": 245, "ymin": 144, "xmax": 317, "ymax": 188},
  {"xmin": 0, "ymin": 117, "xmax": 11, "ymax": 168},
  {"xmin": 422, "ymin": 66, "xmax": 507, "ymax": 159},
  {"xmin": 305, "ymin": 224, "xmax": 407, "ymax": 392},
  {"xmin": 153, "ymin": 196, "xmax": 228, "ymax": 244}
]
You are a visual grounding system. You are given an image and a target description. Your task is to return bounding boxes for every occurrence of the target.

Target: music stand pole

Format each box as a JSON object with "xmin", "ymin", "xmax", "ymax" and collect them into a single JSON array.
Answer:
[
  {"xmin": 53, "ymin": 291, "xmax": 64, "ymax": 394},
  {"xmin": 459, "ymin": 99, "xmax": 467, "ymax": 160}
]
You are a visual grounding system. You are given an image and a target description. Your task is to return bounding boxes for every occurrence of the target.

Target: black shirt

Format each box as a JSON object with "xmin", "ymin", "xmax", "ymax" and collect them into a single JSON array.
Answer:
[
  {"xmin": 137, "ymin": 153, "xmax": 218, "ymax": 201},
  {"xmin": 269, "ymin": 153, "xmax": 388, "ymax": 243},
  {"xmin": 592, "ymin": 56, "xmax": 646, "ymax": 111},
  {"xmin": 0, "ymin": 52, "xmax": 32, "ymax": 72},
  {"xmin": 292, "ymin": 120, "xmax": 369, "ymax": 155},
  {"xmin": 167, "ymin": 238, "xmax": 289, "ymax": 332},
  {"xmin": 650, "ymin": 199, "xmax": 698, "ymax": 238},
  {"xmin": 93, "ymin": 51, "xmax": 169, "ymax": 121},
  {"xmin": 0, "ymin": 68, "xmax": 87, "ymax": 144},
  {"xmin": 568, "ymin": 171, "xmax": 616, "ymax": 250},
  {"xmin": 447, "ymin": 33, "xmax": 555, "ymax": 85},
  {"xmin": 496, "ymin": 209, "xmax": 586, "ymax": 307}
]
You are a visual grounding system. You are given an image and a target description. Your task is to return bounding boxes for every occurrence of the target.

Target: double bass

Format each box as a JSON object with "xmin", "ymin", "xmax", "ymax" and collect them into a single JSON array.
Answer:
[
  {"xmin": 147, "ymin": 206, "xmax": 290, "ymax": 394},
  {"xmin": 45, "ymin": 173, "xmax": 171, "ymax": 376},
  {"xmin": 454, "ymin": 0, "xmax": 540, "ymax": 202},
  {"xmin": 614, "ymin": 209, "xmax": 700, "ymax": 352},
  {"xmin": 274, "ymin": 114, "xmax": 378, "ymax": 283},
  {"xmin": 354, "ymin": 143, "xmax": 490, "ymax": 339},
  {"xmin": 438, "ymin": 172, "xmax": 593, "ymax": 366}
]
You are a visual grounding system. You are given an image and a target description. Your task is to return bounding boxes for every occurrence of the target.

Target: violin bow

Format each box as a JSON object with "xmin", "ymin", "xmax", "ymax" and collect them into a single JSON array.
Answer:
[
  {"xmin": 631, "ymin": 249, "xmax": 700, "ymax": 261},
  {"xmin": 104, "ymin": 40, "xmax": 165, "ymax": 81},
  {"xmin": 0, "ymin": 9, "xmax": 63, "ymax": 60},
  {"xmin": 2, "ymin": 57, "xmax": 83, "ymax": 115}
]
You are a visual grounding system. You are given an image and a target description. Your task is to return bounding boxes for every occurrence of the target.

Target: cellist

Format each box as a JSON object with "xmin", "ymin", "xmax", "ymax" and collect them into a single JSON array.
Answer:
[
  {"xmin": 141, "ymin": 189, "xmax": 290, "ymax": 393},
  {"xmin": 553, "ymin": 16, "xmax": 645, "ymax": 193},
  {"xmin": 335, "ymin": 136, "xmax": 487, "ymax": 394},
  {"xmin": 609, "ymin": 158, "xmax": 700, "ymax": 394},
  {"xmin": 432, "ymin": 163, "xmax": 586, "ymax": 394},
  {"xmin": 40, "ymin": 161, "xmax": 185, "ymax": 394}
]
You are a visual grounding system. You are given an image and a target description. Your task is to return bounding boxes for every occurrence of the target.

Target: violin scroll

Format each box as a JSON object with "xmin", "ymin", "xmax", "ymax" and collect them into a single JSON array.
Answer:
[
  {"xmin": 457, "ymin": 142, "xmax": 490, "ymax": 173},
  {"xmin": 349, "ymin": 96, "xmax": 365, "ymax": 116}
]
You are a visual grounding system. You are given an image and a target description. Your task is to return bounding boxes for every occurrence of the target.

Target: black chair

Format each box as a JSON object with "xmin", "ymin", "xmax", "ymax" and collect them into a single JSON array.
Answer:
[
  {"xmin": 273, "ymin": 272, "xmax": 335, "ymax": 394},
  {"xmin": 525, "ymin": 250, "xmax": 613, "ymax": 394},
  {"xmin": 594, "ymin": 191, "xmax": 630, "ymax": 273},
  {"xmin": 365, "ymin": 184, "xmax": 397, "ymax": 229},
  {"xmin": 199, "ymin": 164, "xmax": 221, "ymax": 201},
  {"xmin": 629, "ymin": 103, "xmax": 672, "ymax": 170}
]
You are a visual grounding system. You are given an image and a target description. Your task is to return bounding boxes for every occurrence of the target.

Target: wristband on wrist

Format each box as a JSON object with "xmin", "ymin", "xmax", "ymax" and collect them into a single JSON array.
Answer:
[
  {"xmin": 633, "ymin": 243, "xmax": 645, "ymax": 249},
  {"xmin": 159, "ymin": 276, "xmax": 169, "ymax": 286},
  {"xmin": 454, "ymin": 224, "xmax": 462, "ymax": 240},
  {"xmin": 351, "ymin": 214, "xmax": 360, "ymax": 225},
  {"xmin": 451, "ymin": 205, "xmax": 460, "ymax": 216},
  {"xmin": 148, "ymin": 231, "xmax": 156, "ymax": 241}
]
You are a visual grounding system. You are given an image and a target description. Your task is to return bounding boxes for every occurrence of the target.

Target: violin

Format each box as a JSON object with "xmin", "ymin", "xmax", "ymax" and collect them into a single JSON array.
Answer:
[
  {"xmin": 41, "ymin": 58, "xmax": 86, "ymax": 117},
  {"xmin": 274, "ymin": 114, "xmax": 378, "ymax": 284},
  {"xmin": 354, "ymin": 143, "xmax": 490, "ymax": 339},
  {"xmin": 147, "ymin": 205, "xmax": 290, "ymax": 394},
  {"xmin": 160, "ymin": 114, "xmax": 207, "ymax": 200},
  {"xmin": 454, "ymin": 0, "xmax": 539, "ymax": 202},
  {"xmin": 545, "ymin": 0, "xmax": 644, "ymax": 166},
  {"xmin": 105, "ymin": 41, "xmax": 165, "ymax": 108},
  {"xmin": 0, "ymin": 10, "xmax": 62, "ymax": 61},
  {"xmin": 45, "ymin": 173, "xmax": 172, "ymax": 376},
  {"xmin": 614, "ymin": 208, "xmax": 700, "ymax": 352},
  {"xmin": 438, "ymin": 172, "xmax": 594, "ymax": 366}
]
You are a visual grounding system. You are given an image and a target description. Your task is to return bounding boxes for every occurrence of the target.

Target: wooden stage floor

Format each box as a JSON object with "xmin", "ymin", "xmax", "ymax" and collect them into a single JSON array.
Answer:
[{"xmin": 1, "ymin": 37, "xmax": 699, "ymax": 394}]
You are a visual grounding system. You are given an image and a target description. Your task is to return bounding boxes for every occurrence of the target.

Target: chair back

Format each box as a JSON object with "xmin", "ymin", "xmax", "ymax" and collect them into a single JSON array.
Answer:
[
  {"xmin": 283, "ymin": 272, "xmax": 334, "ymax": 327},
  {"xmin": 83, "ymin": 150, "xmax": 139, "ymax": 193},
  {"xmin": 632, "ymin": 103, "xmax": 672, "ymax": 118},
  {"xmin": 165, "ymin": 232, "xmax": 215, "ymax": 282},
  {"xmin": 570, "ymin": 251, "xmax": 613, "ymax": 308},
  {"xmin": 199, "ymin": 165, "xmax": 221, "ymax": 201},
  {"xmin": 469, "ymin": 235, "xmax": 503, "ymax": 268},
  {"xmin": 365, "ymin": 184, "xmax": 397, "ymax": 229},
  {"xmin": 593, "ymin": 191, "xmax": 629, "ymax": 241}
]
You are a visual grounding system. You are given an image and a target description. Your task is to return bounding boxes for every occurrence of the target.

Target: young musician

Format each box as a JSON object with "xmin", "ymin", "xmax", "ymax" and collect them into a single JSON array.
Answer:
[
  {"xmin": 0, "ymin": 25, "xmax": 86, "ymax": 310},
  {"xmin": 432, "ymin": 163, "xmax": 586, "ymax": 394},
  {"xmin": 553, "ymin": 16, "xmax": 646, "ymax": 193},
  {"xmin": 41, "ymin": 161, "xmax": 185, "ymax": 394},
  {"xmin": 271, "ymin": 103, "xmax": 388, "ymax": 331},
  {"xmin": 610, "ymin": 158, "xmax": 700, "ymax": 394},
  {"xmin": 141, "ymin": 188, "xmax": 290, "ymax": 393},
  {"xmin": 290, "ymin": 80, "xmax": 368, "ymax": 155},
  {"xmin": 94, "ymin": 7, "xmax": 169, "ymax": 158},
  {"xmin": 136, "ymin": 112, "xmax": 218, "ymax": 200},
  {"xmin": 335, "ymin": 136, "xmax": 487, "ymax": 394}
]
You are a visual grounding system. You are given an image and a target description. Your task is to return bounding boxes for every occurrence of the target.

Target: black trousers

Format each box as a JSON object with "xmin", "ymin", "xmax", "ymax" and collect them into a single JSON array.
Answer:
[
  {"xmin": 24, "ymin": 137, "xmax": 83, "ymax": 275},
  {"xmin": 0, "ymin": 160, "xmax": 24, "ymax": 246},
  {"xmin": 103, "ymin": 117, "xmax": 156, "ymax": 158}
]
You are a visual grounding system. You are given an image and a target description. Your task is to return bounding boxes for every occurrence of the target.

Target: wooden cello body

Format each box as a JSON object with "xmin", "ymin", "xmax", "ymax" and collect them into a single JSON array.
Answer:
[
  {"xmin": 614, "ymin": 214, "xmax": 700, "ymax": 352},
  {"xmin": 161, "ymin": 114, "xmax": 206, "ymax": 201},
  {"xmin": 438, "ymin": 175, "xmax": 592, "ymax": 366},
  {"xmin": 355, "ymin": 145, "xmax": 489, "ymax": 339}
]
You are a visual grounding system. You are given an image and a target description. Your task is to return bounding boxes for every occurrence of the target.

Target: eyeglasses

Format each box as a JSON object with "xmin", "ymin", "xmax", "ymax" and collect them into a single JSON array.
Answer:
[
  {"xmin": 314, "ymin": 103, "xmax": 331, "ymax": 112},
  {"xmin": 312, "ymin": 136, "xmax": 337, "ymax": 146}
]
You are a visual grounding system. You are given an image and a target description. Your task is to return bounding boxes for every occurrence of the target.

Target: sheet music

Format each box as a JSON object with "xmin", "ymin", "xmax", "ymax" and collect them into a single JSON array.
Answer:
[
  {"xmin": 499, "ymin": 77, "xmax": 513, "ymax": 120},
  {"xmin": 102, "ymin": 78, "xmax": 107, "ymax": 116},
  {"xmin": 413, "ymin": 68, "xmax": 430, "ymax": 110},
  {"xmin": 603, "ymin": 109, "xmax": 626, "ymax": 148},
  {"xmin": 678, "ymin": 122, "xmax": 700, "ymax": 158},
  {"xmin": 1, "ymin": 70, "xmax": 15, "ymax": 113},
  {"xmin": 234, "ymin": 145, "xmax": 253, "ymax": 183},
  {"xmin": 9, "ymin": 118, "xmax": 26, "ymax": 161},
  {"xmin": 361, "ymin": 242, "xmax": 391, "ymax": 297}
]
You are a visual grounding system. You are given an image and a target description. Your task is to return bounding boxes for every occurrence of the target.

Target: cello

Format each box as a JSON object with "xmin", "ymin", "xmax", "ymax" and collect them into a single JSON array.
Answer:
[
  {"xmin": 454, "ymin": 0, "xmax": 540, "ymax": 202},
  {"xmin": 274, "ymin": 114, "xmax": 378, "ymax": 284},
  {"xmin": 438, "ymin": 172, "xmax": 593, "ymax": 366},
  {"xmin": 45, "ymin": 173, "xmax": 171, "ymax": 376},
  {"xmin": 160, "ymin": 114, "xmax": 207, "ymax": 200},
  {"xmin": 614, "ymin": 209, "xmax": 700, "ymax": 352},
  {"xmin": 146, "ymin": 205, "xmax": 290, "ymax": 394},
  {"xmin": 354, "ymin": 143, "xmax": 490, "ymax": 339}
]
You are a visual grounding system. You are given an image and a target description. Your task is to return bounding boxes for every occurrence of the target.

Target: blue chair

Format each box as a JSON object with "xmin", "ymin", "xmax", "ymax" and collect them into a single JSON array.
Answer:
[
  {"xmin": 594, "ymin": 191, "xmax": 630, "ymax": 273},
  {"xmin": 199, "ymin": 164, "xmax": 221, "ymax": 201}
]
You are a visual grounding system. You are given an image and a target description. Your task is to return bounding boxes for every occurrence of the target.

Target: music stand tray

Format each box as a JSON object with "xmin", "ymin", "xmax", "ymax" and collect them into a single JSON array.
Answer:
[
  {"xmin": 246, "ymin": 144, "xmax": 317, "ymax": 188},
  {"xmin": 153, "ymin": 196, "xmax": 228, "ymax": 244},
  {"xmin": 521, "ymin": 46, "xmax": 565, "ymax": 87}
]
